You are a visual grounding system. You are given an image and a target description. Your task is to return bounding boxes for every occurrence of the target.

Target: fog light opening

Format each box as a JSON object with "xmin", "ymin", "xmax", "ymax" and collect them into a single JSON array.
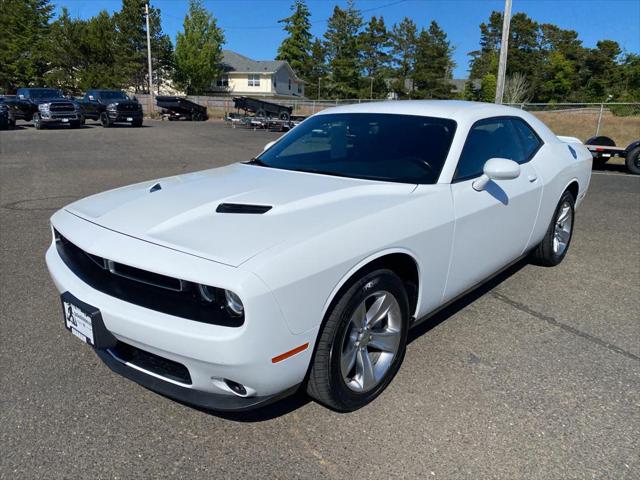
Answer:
[{"xmin": 224, "ymin": 379, "xmax": 248, "ymax": 397}]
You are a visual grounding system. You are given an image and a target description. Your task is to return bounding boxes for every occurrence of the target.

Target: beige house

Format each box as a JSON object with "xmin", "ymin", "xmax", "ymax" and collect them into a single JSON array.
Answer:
[{"xmin": 210, "ymin": 50, "xmax": 305, "ymax": 98}]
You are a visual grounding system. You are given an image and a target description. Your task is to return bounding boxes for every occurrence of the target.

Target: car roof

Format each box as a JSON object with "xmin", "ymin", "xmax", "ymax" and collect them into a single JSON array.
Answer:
[{"xmin": 315, "ymin": 100, "xmax": 525, "ymax": 121}]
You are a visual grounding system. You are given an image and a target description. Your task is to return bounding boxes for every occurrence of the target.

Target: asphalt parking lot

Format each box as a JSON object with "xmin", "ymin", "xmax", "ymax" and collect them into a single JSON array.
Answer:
[{"xmin": 1, "ymin": 119, "xmax": 638, "ymax": 479}]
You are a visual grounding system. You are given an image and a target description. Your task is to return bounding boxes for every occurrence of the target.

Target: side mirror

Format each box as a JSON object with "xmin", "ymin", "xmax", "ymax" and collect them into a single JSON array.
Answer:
[
  {"xmin": 88, "ymin": 95, "xmax": 95, "ymax": 101},
  {"xmin": 472, "ymin": 158, "xmax": 520, "ymax": 191},
  {"xmin": 263, "ymin": 140, "xmax": 276, "ymax": 151}
]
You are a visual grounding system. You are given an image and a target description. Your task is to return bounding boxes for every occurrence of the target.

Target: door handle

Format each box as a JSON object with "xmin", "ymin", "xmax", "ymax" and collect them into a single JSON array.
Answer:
[{"xmin": 528, "ymin": 174, "xmax": 538, "ymax": 182}]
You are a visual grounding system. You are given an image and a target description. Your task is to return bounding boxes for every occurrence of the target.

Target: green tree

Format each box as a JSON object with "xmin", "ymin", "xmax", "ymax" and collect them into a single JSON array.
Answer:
[
  {"xmin": 323, "ymin": 0, "xmax": 363, "ymax": 99},
  {"xmin": 480, "ymin": 73, "xmax": 497, "ymax": 102},
  {"xmin": 359, "ymin": 16, "xmax": 390, "ymax": 98},
  {"xmin": 411, "ymin": 21, "xmax": 454, "ymax": 99},
  {"xmin": 114, "ymin": 0, "xmax": 173, "ymax": 93},
  {"xmin": 0, "ymin": 0, "xmax": 53, "ymax": 92},
  {"xmin": 305, "ymin": 38, "xmax": 328, "ymax": 99},
  {"xmin": 276, "ymin": 0, "xmax": 312, "ymax": 81},
  {"xmin": 173, "ymin": 0, "xmax": 225, "ymax": 94},
  {"xmin": 389, "ymin": 17, "xmax": 417, "ymax": 96},
  {"xmin": 44, "ymin": 8, "xmax": 88, "ymax": 92}
]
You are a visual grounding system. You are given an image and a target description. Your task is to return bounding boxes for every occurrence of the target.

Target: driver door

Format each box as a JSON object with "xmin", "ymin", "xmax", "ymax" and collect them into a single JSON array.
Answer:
[{"xmin": 444, "ymin": 117, "xmax": 543, "ymax": 300}]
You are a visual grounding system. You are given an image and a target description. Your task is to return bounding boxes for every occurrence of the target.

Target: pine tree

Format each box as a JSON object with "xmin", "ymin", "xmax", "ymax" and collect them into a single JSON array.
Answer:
[
  {"xmin": 113, "ymin": 0, "xmax": 172, "ymax": 93},
  {"xmin": 44, "ymin": 8, "xmax": 88, "ymax": 93},
  {"xmin": 276, "ymin": 0, "xmax": 312, "ymax": 81},
  {"xmin": 0, "ymin": 0, "xmax": 53, "ymax": 92},
  {"xmin": 412, "ymin": 21, "xmax": 454, "ymax": 99},
  {"xmin": 173, "ymin": 0, "xmax": 225, "ymax": 95},
  {"xmin": 389, "ymin": 17, "xmax": 417, "ymax": 96},
  {"xmin": 359, "ymin": 16, "xmax": 390, "ymax": 98},
  {"xmin": 305, "ymin": 38, "xmax": 328, "ymax": 99},
  {"xmin": 323, "ymin": 0, "xmax": 363, "ymax": 99}
]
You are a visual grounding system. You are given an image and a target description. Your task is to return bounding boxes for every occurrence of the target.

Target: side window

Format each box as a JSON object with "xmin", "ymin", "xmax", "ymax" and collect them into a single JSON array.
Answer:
[
  {"xmin": 512, "ymin": 118, "xmax": 542, "ymax": 160},
  {"xmin": 455, "ymin": 117, "xmax": 527, "ymax": 181}
]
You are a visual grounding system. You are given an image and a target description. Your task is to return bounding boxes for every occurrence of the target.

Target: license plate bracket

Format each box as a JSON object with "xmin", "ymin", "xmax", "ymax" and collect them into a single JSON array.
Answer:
[{"xmin": 61, "ymin": 292, "xmax": 117, "ymax": 349}]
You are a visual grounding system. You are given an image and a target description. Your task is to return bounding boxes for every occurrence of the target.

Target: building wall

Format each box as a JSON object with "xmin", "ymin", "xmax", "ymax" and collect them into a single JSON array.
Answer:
[
  {"xmin": 273, "ymin": 67, "xmax": 304, "ymax": 97},
  {"xmin": 227, "ymin": 73, "xmax": 273, "ymax": 95}
]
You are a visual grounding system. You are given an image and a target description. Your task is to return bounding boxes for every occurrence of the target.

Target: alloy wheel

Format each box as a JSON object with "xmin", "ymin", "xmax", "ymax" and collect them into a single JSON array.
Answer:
[
  {"xmin": 553, "ymin": 200, "xmax": 573, "ymax": 256},
  {"xmin": 340, "ymin": 290, "xmax": 402, "ymax": 393}
]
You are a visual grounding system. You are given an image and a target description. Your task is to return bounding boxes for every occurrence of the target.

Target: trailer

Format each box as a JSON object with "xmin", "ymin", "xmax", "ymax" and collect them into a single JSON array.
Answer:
[
  {"xmin": 156, "ymin": 96, "xmax": 208, "ymax": 121},
  {"xmin": 232, "ymin": 96, "xmax": 292, "ymax": 121},
  {"xmin": 585, "ymin": 136, "xmax": 640, "ymax": 175}
]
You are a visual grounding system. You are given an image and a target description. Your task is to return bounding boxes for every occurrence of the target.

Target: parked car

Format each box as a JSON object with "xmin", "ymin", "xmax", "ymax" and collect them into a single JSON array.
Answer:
[
  {"xmin": 80, "ymin": 89, "xmax": 143, "ymax": 127},
  {"xmin": 0, "ymin": 99, "xmax": 16, "ymax": 130},
  {"xmin": 14, "ymin": 88, "xmax": 81, "ymax": 129},
  {"xmin": 45, "ymin": 101, "xmax": 592, "ymax": 412}
]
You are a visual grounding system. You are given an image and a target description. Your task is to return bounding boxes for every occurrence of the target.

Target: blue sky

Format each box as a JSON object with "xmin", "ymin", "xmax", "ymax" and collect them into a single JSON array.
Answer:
[{"xmin": 55, "ymin": 0, "xmax": 640, "ymax": 78}]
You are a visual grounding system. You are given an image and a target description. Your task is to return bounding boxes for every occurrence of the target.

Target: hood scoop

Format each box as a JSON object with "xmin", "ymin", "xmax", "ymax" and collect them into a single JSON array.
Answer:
[
  {"xmin": 216, "ymin": 203, "xmax": 272, "ymax": 214},
  {"xmin": 149, "ymin": 182, "xmax": 162, "ymax": 193}
]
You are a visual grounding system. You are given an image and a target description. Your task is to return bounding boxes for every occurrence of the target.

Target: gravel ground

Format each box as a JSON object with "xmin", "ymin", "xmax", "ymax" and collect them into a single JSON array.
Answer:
[{"xmin": 1, "ymin": 119, "xmax": 638, "ymax": 479}]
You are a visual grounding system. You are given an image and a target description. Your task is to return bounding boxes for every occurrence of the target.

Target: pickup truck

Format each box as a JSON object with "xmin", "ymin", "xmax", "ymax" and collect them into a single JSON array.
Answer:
[
  {"xmin": 13, "ymin": 88, "xmax": 82, "ymax": 129},
  {"xmin": 0, "ymin": 98, "xmax": 16, "ymax": 130},
  {"xmin": 80, "ymin": 90, "xmax": 143, "ymax": 127}
]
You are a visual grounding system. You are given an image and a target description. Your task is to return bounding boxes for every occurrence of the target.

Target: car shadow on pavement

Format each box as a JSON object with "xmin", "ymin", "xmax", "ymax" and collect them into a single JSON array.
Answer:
[
  {"xmin": 593, "ymin": 163, "xmax": 628, "ymax": 174},
  {"xmin": 408, "ymin": 258, "xmax": 528, "ymax": 344},
  {"xmin": 188, "ymin": 259, "xmax": 530, "ymax": 423}
]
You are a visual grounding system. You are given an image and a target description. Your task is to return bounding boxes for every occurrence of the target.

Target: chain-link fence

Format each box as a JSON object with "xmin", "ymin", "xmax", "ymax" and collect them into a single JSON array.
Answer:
[
  {"xmin": 506, "ymin": 103, "xmax": 640, "ymax": 147},
  {"xmin": 136, "ymin": 94, "xmax": 639, "ymax": 146}
]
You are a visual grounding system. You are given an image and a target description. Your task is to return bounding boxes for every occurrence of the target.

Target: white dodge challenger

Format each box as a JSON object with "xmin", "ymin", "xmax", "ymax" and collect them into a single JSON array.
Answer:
[{"xmin": 46, "ymin": 101, "xmax": 592, "ymax": 412}]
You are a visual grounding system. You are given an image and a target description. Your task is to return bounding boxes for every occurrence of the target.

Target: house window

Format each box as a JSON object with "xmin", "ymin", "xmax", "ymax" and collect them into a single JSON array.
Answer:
[
  {"xmin": 216, "ymin": 75, "xmax": 229, "ymax": 87},
  {"xmin": 248, "ymin": 74, "xmax": 261, "ymax": 87},
  {"xmin": 288, "ymin": 79, "xmax": 292, "ymax": 90},
  {"xmin": 298, "ymin": 84, "xmax": 302, "ymax": 94}
]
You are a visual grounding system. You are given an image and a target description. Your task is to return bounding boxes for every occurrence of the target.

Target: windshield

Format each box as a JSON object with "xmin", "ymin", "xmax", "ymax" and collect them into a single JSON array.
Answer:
[
  {"xmin": 99, "ymin": 91, "xmax": 129, "ymax": 101},
  {"xmin": 28, "ymin": 89, "xmax": 64, "ymax": 99},
  {"xmin": 257, "ymin": 113, "xmax": 457, "ymax": 184}
]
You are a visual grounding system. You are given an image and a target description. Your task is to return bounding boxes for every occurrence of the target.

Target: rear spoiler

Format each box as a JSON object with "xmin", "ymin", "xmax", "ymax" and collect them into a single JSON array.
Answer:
[{"xmin": 557, "ymin": 135, "xmax": 583, "ymax": 144}]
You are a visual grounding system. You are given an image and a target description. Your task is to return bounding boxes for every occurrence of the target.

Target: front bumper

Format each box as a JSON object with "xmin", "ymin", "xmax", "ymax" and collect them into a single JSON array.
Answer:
[
  {"xmin": 40, "ymin": 112, "xmax": 80, "ymax": 124},
  {"xmin": 46, "ymin": 210, "xmax": 317, "ymax": 410},
  {"xmin": 107, "ymin": 110, "xmax": 143, "ymax": 122}
]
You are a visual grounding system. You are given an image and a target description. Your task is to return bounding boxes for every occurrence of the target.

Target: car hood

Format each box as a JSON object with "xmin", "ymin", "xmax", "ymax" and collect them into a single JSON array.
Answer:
[{"xmin": 65, "ymin": 163, "xmax": 416, "ymax": 267}]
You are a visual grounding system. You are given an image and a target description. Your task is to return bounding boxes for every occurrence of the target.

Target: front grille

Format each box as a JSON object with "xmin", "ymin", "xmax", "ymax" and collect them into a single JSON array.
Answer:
[
  {"xmin": 49, "ymin": 102, "xmax": 76, "ymax": 112},
  {"xmin": 111, "ymin": 341, "xmax": 192, "ymax": 385},
  {"xmin": 54, "ymin": 230, "xmax": 243, "ymax": 327},
  {"xmin": 117, "ymin": 103, "xmax": 139, "ymax": 112},
  {"xmin": 51, "ymin": 113, "xmax": 78, "ymax": 119}
]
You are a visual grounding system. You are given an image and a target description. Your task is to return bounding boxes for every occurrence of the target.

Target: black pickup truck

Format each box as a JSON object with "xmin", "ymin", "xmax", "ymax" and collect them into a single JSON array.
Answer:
[
  {"xmin": 13, "ymin": 88, "xmax": 82, "ymax": 129},
  {"xmin": 0, "ymin": 98, "xmax": 16, "ymax": 130},
  {"xmin": 80, "ymin": 90, "xmax": 143, "ymax": 127}
]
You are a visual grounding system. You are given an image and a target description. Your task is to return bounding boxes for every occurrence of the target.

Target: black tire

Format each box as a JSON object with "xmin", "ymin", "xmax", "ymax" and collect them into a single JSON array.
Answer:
[
  {"xmin": 100, "ymin": 112, "xmax": 111, "ymax": 128},
  {"xmin": 279, "ymin": 111, "xmax": 290, "ymax": 121},
  {"xmin": 132, "ymin": 119, "xmax": 143, "ymax": 127},
  {"xmin": 70, "ymin": 120, "xmax": 81, "ymax": 129},
  {"xmin": 585, "ymin": 135, "xmax": 615, "ymax": 147},
  {"xmin": 80, "ymin": 115, "xmax": 85, "ymax": 126},
  {"xmin": 255, "ymin": 109, "xmax": 266, "ymax": 118},
  {"xmin": 33, "ymin": 113, "xmax": 43, "ymax": 130},
  {"xmin": 306, "ymin": 269, "xmax": 409, "ymax": 411},
  {"xmin": 592, "ymin": 157, "xmax": 609, "ymax": 168},
  {"xmin": 531, "ymin": 190, "xmax": 575, "ymax": 267},
  {"xmin": 625, "ymin": 146, "xmax": 640, "ymax": 175}
]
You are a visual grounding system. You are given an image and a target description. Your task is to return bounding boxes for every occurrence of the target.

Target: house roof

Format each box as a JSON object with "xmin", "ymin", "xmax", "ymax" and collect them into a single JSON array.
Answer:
[{"xmin": 221, "ymin": 50, "xmax": 287, "ymax": 75}]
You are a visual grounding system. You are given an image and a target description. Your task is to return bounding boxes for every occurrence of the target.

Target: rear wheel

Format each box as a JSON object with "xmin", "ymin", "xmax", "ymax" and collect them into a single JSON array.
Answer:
[
  {"xmin": 625, "ymin": 146, "xmax": 640, "ymax": 175},
  {"xmin": 306, "ymin": 269, "xmax": 409, "ymax": 411},
  {"xmin": 531, "ymin": 190, "xmax": 575, "ymax": 266}
]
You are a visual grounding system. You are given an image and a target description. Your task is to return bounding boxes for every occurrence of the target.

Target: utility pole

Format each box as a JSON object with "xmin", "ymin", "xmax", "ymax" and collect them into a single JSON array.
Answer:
[
  {"xmin": 494, "ymin": 0, "xmax": 512, "ymax": 104},
  {"xmin": 145, "ymin": 1, "xmax": 154, "ymax": 113},
  {"xmin": 370, "ymin": 77, "xmax": 374, "ymax": 100}
]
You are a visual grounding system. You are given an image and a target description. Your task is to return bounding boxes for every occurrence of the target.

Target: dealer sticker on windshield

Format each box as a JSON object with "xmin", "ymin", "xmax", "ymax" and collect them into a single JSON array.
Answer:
[{"xmin": 63, "ymin": 300, "xmax": 94, "ymax": 345}]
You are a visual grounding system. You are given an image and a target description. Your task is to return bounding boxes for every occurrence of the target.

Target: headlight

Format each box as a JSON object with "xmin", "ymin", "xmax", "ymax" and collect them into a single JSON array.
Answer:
[
  {"xmin": 196, "ymin": 284, "xmax": 244, "ymax": 317},
  {"xmin": 224, "ymin": 290, "xmax": 244, "ymax": 317},
  {"xmin": 107, "ymin": 103, "xmax": 118, "ymax": 111},
  {"xmin": 38, "ymin": 103, "xmax": 51, "ymax": 112}
]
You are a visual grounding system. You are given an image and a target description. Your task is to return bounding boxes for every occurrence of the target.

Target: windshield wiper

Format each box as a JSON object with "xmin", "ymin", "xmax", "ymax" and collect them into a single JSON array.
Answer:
[{"xmin": 245, "ymin": 157, "xmax": 270, "ymax": 167}]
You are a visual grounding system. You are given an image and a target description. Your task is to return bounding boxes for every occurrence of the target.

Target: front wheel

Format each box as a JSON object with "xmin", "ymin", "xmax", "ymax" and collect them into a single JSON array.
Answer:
[
  {"xmin": 33, "ymin": 113, "xmax": 43, "ymax": 130},
  {"xmin": 625, "ymin": 146, "xmax": 640, "ymax": 175},
  {"xmin": 531, "ymin": 190, "xmax": 575, "ymax": 266},
  {"xmin": 306, "ymin": 269, "xmax": 409, "ymax": 411},
  {"xmin": 100, "ymin": 112, "xmax": 112, "ymax": 128}
]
